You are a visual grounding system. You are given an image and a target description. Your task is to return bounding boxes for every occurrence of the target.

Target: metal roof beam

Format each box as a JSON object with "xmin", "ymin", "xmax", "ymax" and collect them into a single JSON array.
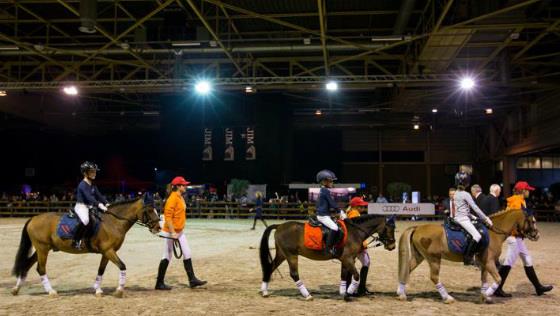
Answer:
[
  {"xmin": 512, "ymin": 18, "xmax": 560, "ymax": 61},
  {"xmin": 317, "ymin": 0, "xmax": 329, "ymax": 76}
]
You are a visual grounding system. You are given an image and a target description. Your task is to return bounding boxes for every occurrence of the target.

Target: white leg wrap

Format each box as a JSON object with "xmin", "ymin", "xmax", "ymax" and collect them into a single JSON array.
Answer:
[
  {"xmin": 397, "ymin": 282, "xmax": 406, "ymax": 295},
  {"xmin": 40, "ymin": 275, "xmax": 53, "ymax": 293},
  {"xmin": 16, "ymin": 276, "xmax": 26, "ymax": 288},
  {"xmin": 436, "ymin": 282, "xmax": 449, "ymax": 300},
  {"xmin": 295, "ymin": 280, "xmax": 310, "ymax": 298},
  {"xmin": 339, "ymin": 280, "xmax": 347, "ymax": 295},
  {"xmin": 481, "ymin": 282, "xmax": 489, "ymax": 294},
  {"xmin": 118, "ymin": 270, "xmax": 126, "ymax": 289},
  {"xmin": 93, "ymin": 275, "xmax": 103, "ymax": 290},
  {"xmin": 260, "ymin": 282, "xmax": 269, "ymax": 292},
  {"xmin": 485, "ymin": 282, "xmax": 499, "ymax": 297},
  {"xmin": 347, "ymin": 277, "xmax": 359, "ymax": 294}
]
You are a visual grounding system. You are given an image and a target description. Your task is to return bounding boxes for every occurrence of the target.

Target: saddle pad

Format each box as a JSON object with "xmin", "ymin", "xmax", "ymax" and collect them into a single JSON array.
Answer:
[
  {"xmin": 304, "ymin": 220, "xmax": 348, "ymax": 251},
  {"xmin": 443, "ymin": 222, "xmax": 489, "ymax": 255},
  {"xmin": 56, "ymin": 214, "xmax": 100, "ymax": 240}
]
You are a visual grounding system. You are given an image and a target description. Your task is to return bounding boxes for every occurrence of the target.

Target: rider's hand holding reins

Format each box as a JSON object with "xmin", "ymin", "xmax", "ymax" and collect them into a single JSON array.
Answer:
[
  {"xmin": 98, "ymin": 203, "xmax": 108, "ymax": 212},
  {"xmin": 485, "ymin": 217, "xmax": 493, "ymax": 227}
]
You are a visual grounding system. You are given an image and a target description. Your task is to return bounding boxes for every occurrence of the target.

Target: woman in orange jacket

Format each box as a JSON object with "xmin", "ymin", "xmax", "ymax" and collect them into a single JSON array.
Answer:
[{"xmin": 155, "ymin": 176, "xmax": 207, "ymax": 290}]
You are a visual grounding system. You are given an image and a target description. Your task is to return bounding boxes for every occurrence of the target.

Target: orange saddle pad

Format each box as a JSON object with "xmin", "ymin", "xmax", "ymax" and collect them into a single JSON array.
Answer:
[{"xmin": 303, "ymin": 220, "xmax": 348, "ymax": 251}]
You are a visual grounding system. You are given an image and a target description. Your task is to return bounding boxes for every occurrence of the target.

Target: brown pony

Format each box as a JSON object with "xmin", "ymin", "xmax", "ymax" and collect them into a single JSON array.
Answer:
[
  {"xmin": 259, "ymin": 215, "xmax": 396, "ymax": 300},
  {"xmin": 11, "ymin": 197, "xmax": 160, "ymax": 297},
  {"xmin": 397, "ymin": 209, "xmax": 539, "ymax": 304}
]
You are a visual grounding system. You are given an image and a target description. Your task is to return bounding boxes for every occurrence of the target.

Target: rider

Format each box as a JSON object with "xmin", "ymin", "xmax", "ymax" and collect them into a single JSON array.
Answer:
[
  {"xmin": 452, "ymin": 181, "xmax": 493, "ymax": 265},
  {"xmin": 494, "ymin": 181, "xmax": 553, "ymax": 297},
  {"xmin": 315, "ymin": 169, "xmax": 341, "ymax": 256},
  {"xmin": 155, "ymin": 176, "xmax": 206, "ymax": 290},
  {"xmin": 73, "ymin": 161, "xmax": 109, "ymax": 249},
  {"xmin": 345, "ymin": 196, "xmax": 372, "ymax": 296}
]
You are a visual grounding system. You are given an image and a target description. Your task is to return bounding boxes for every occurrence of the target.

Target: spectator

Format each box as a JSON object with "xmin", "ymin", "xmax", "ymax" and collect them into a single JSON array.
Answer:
[
  {"xmin": 485, "ymin": 184, "xmax": 502, "ymax": 215},
  {"xmin": 376, "ymin": 193, "xmax": 388, "ymax": 203},
  {"xmin": 470, "ymin": 184, "xmax": 488, "ymax": 210},
  {"xmin": 442, "ymin": 187, "xmax": 456, "ymax": 216}
]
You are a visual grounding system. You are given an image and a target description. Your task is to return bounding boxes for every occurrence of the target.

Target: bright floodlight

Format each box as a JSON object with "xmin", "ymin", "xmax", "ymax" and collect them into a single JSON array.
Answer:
[
  {"xmin": 195, "ymin": 80, "xmax": 211, "ymax": 95},
  {"xmin": 413, "ymin": 124, "xmax": 420, "ymax": 130},
  {"xmin": 460, "ymin": 76, "xmax": 475, "ymax": 91},
  {"xmin": 63, "ymin": 85, "xmax": 78, "ymax": 96},
  {"xmin": 485, "ymin": 108, "xmax": 493, "ymax": 115},
  {"xmin": 326, "ymin": 81, "xmax": 338, "ymax": 92},
  {"xmin": 432, "ymin": 108, "xmax": 438, "ymax": 113}
]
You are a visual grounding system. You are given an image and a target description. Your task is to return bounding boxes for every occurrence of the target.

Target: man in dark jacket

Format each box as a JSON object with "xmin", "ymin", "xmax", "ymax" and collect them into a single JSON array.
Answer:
[
  {"xmin": 485, "ymin": 184, "xmax": 502, "ymax": 215},
  {"xmin": 471, "ymin": 184, "xmax": 489, "ymax": 212}
]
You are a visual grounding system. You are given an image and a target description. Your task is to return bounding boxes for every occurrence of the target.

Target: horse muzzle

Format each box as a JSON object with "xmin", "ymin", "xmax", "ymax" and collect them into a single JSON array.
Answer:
[{"xmin": 385, "ymin": 242, "xmax": 396, "ymax": 251}]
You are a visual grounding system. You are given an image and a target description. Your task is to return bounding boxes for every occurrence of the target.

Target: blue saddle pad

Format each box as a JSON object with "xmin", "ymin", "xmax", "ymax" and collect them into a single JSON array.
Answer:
[
  {"xmin": 443, "ymin": 222, "xmax": 489, "ymax": 254},
  {"xmin": 56, "ymin": 214, "xmax": 100, "ymax": 240}
]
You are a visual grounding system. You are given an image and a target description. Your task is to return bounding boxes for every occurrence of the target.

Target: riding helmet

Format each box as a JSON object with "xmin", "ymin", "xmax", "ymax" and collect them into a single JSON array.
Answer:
[
  {"xmin": 80, "ymin": 161, "xmax": 100, "ymax": 174},
  {"xmin": 316, "ymin": 169, "xmax": 337, "ymax": 183}
]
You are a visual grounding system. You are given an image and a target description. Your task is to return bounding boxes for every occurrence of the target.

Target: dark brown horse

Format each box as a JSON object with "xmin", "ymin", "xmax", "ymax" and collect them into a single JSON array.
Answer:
[
  {"xmin": 11, "ymin": 197, "xmax": 160, "ymax": 297},
  {"xmin": 259, "ymin": 214, "xmax": 396, "ymax": 300},
  {"xmin": 397, "ymin": 209, "xmax": 539, "ymax": 304}
]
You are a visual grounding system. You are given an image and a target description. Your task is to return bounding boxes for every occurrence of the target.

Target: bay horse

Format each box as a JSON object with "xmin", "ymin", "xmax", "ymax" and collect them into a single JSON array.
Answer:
[
  {"xmin": 397, "ymin": 209, "xmax": 539, "ymax": 304},
  {"xmin": 259, "ymin": 214, "xmax": 396, "ymax": 300},
  {"xmin": 11, "ymin": 197, "xmax": 161, "ymax": 297}
]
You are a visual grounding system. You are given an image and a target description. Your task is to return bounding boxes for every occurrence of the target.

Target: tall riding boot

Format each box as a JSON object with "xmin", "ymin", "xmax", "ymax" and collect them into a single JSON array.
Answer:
[
  {"xmin": 357, "ymin": 266, "xmax": 372, "ymax": 296},
  {"xmin": 463, "ymin": 238, "xmax": 478, "ymax": 266},
  {"xmin": 325, "ymin": 230, "xmax": 337, "ymax": 256},
  {"xmin": 494, "ymin": 265, "xmax": 512, "ymax": 297},
  {"xmin": 72, "ymin": 223, "xmax": 86, "ymax": 249},
  {"xmin": 251, "ymin": 218, "xmax": 257, "ymax": 230},
  {"xmin": 155, "ymin": 259, "xmax": 172, "ymax": 290},
  {"xmin": 183, "ymin": 259, "xmax": 207, "ymax": 288},
  {"xmin": 524, "ymin": 266, "xmax": 553, "ymax": 296}
]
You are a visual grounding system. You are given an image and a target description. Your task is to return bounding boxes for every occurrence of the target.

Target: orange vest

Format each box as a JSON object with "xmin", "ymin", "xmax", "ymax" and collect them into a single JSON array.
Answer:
[
  {"xmin": 163, "ymin": 191, "xmax": 186, "ymax": 233},
  {"xmin": 506, "ymin": 194, "xmax": 526, "ymax": 237},
  {"xmin": 346, "ymin": 207, "xmax": 368, "ymax": 248}
]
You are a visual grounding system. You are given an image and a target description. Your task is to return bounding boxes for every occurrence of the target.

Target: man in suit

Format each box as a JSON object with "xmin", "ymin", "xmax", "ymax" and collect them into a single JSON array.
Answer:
[
  {"xmin": 485, "ymin": 184, "xmax": 502, "ymax": 215},
  {"xmin": 442, "ymin": 187, "xmax": 456, "ymax": 216},
  {"xmin": 471, "ymin": 184, "xmax": 488, "ymax": 211}
]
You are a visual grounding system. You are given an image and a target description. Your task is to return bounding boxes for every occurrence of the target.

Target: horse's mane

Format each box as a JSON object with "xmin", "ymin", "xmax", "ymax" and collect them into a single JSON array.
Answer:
[
  {"xmin": 108, "ymin": 197, "xmax": 143, "ymax": 208},
  {"xmin": 489, "ymin": 208, "xmax": 522, "ymax": 219}
]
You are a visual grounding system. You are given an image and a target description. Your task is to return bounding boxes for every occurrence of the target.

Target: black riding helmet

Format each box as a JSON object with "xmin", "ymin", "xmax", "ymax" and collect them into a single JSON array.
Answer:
[
  {"xmin": 80, "ymin": 161, "xmax": 100, "ymax": 174},
  {"xmin": 316, "ymin": 169, "xmax": 337, "ymax": 183}
]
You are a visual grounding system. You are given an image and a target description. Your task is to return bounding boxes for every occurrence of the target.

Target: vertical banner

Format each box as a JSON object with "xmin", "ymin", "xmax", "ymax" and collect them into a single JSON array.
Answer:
[
  {"xmin": 245, "ymin": 126, "xmax": 256, "ymax": 160},
  {"xmin": 224, "ymin": 128, "xmax": 235, "ymax": 161},
  {"xmin": 202, "ymin": 128, "xmax": 213, "ymax": 161}
]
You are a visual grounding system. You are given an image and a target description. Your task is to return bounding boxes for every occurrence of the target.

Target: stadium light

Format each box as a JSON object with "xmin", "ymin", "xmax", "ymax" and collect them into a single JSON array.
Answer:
[
  {"xmin": 485, "ymin": 108, "xmax": 493, "ymax": 115},
  {"xmin": 0, "ymin": 90, "xmax": 7, "ymax": 97},
  {"xmin": 63, "ymin": 85, "xmax": 78, "ymax": 96},
  {"xmin": 195, "ymin": 80, "xmax": 211, "ymax": 95},
  {"xmin": 325, "ymin": 81, "xmax": 338, "ymax": 92},
  {"xmin": 459, "ymin": 76, "xmax": 475, "ymax": 91},
  {"xmin": 432, "ymin": 108, "xmax": 438, "ymax": 113},
  {"xmin": 315, "ymin": 109, "xmax": 323, "ymax": 116},
  {"xmin": 413, "ymin": 124, "xmax": 420, "ymax": 130}
]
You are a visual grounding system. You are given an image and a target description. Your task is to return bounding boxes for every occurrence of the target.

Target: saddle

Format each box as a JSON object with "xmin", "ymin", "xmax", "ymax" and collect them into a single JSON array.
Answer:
[
  {"xmin": 304, "ymin": 216, "xmax": 347, "ymax": 251},
  {"xmin": 57, "ymin": 209, "xmax": 101, "ymax": 244},
  {"xmin": 443, "ymin": 217, "xmax": 489, "ymax": 255}
]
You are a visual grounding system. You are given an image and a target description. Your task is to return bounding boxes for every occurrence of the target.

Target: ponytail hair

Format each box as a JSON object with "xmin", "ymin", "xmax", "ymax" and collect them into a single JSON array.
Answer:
[{"xmin": 166, "ymin": 183, "xmax": 178, "ymax": 198}]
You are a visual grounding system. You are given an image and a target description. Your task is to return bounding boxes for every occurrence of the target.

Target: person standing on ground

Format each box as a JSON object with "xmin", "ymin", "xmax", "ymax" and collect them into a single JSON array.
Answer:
[{"xmin": 250, "ymin": 191, "xmax": 268, "ymax": 230}]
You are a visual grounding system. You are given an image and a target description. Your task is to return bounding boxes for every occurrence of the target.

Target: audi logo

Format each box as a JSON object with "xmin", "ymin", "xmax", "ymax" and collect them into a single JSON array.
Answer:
[{"xmin": 381, "ymin": 205, "xmax": 401, "ymax": 212}]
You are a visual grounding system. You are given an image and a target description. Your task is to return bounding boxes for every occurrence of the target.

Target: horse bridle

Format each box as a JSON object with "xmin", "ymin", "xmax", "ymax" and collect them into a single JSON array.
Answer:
[
  {"xmin": 346, "ymin": 219, "xmax": 395, "ymax": 248},
  {"xmin": 105, "ymin": 205, "xmax": 156, "ymax": 228},
  {"xmin": 488, "ymin": 212, "xmax": 537, "ymax": 240}
]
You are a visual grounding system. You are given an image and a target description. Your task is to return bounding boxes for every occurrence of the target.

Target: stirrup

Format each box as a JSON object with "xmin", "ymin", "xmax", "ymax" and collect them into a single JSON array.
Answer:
[{"xmin": 72, "ymin": 240, "xmax": 83, "ymax": 250}]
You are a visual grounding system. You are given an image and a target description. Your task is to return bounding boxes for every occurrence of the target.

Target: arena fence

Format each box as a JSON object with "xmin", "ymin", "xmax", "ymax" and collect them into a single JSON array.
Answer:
[{"xmin": 0, "ymin": 200, "xmax": 558, "ymax": 222}]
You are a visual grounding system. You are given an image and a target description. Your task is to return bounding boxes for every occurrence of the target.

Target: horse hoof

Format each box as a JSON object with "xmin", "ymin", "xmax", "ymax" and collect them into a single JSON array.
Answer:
[
  {"xmin": 444, "ymin": 296, "xmax": 455, "ymax": 304},
  {"xmin": 95, "ymin": 289, "xmax": 103, "ymax": 297},
  {"xmin": 344, "ymin": 294, "xmax": 354, "ymax": 302},
  {"xmin": 484, "ymin": 296, "xmax": 494, "ymax": 304},
  {"xmin": 48, "ymin": 290, "xmax": 58, "ymax": 298},
  {"xmin": 397, "ymin": 294, "xmax": 407, "ymax": 301},
  {"xmin": 11, "ymin": 287, "xmax": 19, "ymax": 296},
  {"xmin": 261, "ymin": 290, "xmax": 270, "ymax": 298},
  {"xmin": 114, "ymin": 289, "xmax": 124, "ymax": 298},
  {"xmin": 304, "ymin": 295, "xmax": 314, "ymax": 301}
]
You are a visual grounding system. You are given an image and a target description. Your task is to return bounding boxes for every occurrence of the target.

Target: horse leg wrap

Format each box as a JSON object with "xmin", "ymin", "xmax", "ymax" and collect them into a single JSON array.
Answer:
[
  {"xmin": 16, "ymin": 277, "xmax": 26, "ymax": 288},
  {"xmin": 118, "ymin": 270, "xmax": 126, "ymax": 289},
  {"xmin": 339, "ymin": 280, "xmax": 347, "ymax": 295},
  {"xmin": 485, "ymin": 283, "xmax": 499, "ymax": 297},
  {"xmin": 260, "ymin": 282, "xmax": 269, "ymax": 292},
  {"xmin": 436, "ymin": 282, "xmax": 449, "ymax": 300},
  {"xmin": 347, "ymin": 277, "xmax": 359, "ymax": 294},
  {"xmin": 480, "ymin": 282, "xmax": 489, "ymax": 294},
  {"xmin": 397, "ymin": 282, "xmax": 406, "ymax": 296},
  {"xmin": 295, "ymin": 280, "xmax": 310, "ymax": 298},
  {"xmin": 40, "ymin": 275, "xmax": 53, "ymax": 293},
  {"xmin": 93, "ymin": 275, "xmax": 103, "ymax": 290}
]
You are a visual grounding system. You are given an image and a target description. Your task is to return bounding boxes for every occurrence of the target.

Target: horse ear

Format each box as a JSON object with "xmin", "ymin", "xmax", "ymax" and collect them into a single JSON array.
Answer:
[
  {"xmin": 386, "ymin": 215, "xmax": 396, "ymax": 226},
  {"xmin": 143, "ymin": 192, "xmax": 154, "ymax": 206}
]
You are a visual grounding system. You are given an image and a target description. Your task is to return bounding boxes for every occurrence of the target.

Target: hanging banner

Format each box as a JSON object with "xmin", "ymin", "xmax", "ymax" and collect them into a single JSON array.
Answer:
[
  {"xmin": 245, "ymin": 126, "xmax": 256, "ymax": 160},
  {"xmin": 202, "ymin": 128, "xmax": 213, "ymax": 161},
  {"xmin": 224, "ymin": 128, "xmax": 235, "ymax": 161}
]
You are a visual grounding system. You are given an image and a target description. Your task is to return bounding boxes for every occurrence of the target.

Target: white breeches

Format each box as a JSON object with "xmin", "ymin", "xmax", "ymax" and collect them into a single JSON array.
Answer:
[
  {"xmin": 502, "ymin": 236, "xmax": 533, "ymax": 267},
  {"xmin": 454, "ymin": 216, "xmax": 481, "ymax": 242},
  {"xmin": 162, "ymin": 232, "xmax": 192, "ymax": 260},
  {"xmin": 317, "ymin": 216, "xmax": 339, "ymax": 231},
  {"xmin": 74, "ymin": 203, "xmax": 90, "ymax": 225}
]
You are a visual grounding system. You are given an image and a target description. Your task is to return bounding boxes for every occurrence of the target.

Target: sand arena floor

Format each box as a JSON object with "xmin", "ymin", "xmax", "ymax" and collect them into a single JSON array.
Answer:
[{"xmin": 0, "ymin": 218, "xmax": 558, "ymax": 315}]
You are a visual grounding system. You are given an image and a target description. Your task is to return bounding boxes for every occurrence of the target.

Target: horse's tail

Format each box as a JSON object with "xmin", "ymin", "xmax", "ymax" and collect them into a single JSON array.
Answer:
[
  {"xmin": 12, "ymin": 218, "xmax": 37, "ymax": 278},
  {"xmin": 259, "ymin": 224, "xmax": 279, "ymax": 282},
  {"xmin": 398, "ymin": 226, "xmax": 418, "ymax": 285}
]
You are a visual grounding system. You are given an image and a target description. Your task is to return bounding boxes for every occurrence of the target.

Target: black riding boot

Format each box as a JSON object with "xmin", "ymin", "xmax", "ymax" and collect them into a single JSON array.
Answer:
[
  {"xmin": 357, "ymin": 266, "xmax": 372, "ymax": 296},
  {"xmin": 463, "ymin": 238, "xmax": 478, "ymax": 266},
  {"xmin": 325, "ymin": 230, "xmax": 337, "ymax": 256},
  {"xmin": 251, "ymin": 218, "xmax": 257, "ymax": 230},
  {"xmin": 525, "ymin": 266, "xmax": 553, "ymax": 296},
  {"xmin": 155, "ymin": 259, "xmax": 172, "ymax": 290},
  {"xmin": 72, "ymin": 223, "xmax": 86, "ymax": 250},
  {"xmin": 494, "ymin": 265, "xmax": 512, "ymax": 297},
  {"xmin": 183, "ymin": 259, "xmax": 207, "ymax": 288}
]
